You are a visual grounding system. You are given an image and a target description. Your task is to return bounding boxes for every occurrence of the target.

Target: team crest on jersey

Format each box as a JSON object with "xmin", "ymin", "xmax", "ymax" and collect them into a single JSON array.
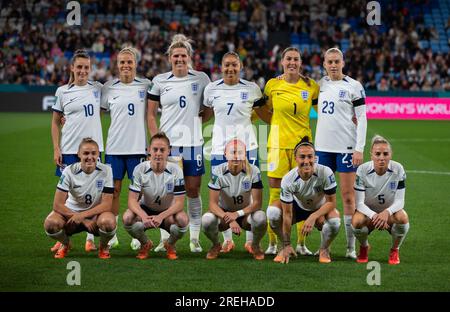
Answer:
[
  {"xmin": 241, "ymin": 92, "xmax": 248, "ymax": 100},
  {"xmin": 139, "ymin": 89, "xmax": 146, "ymax": 99},
  {"xmin": 93, "ymin": 90, "xmax": 99, "ymax": 98},
  {"xmin": 96, "ymin": 180, "xmax": 103, "ymax": 190},
  {"xmin": 191, "ymin": 83, "xmax": 199, "ymax": 93},
  {"xmin": 339, "ymin": 90, "xmax": 346, "ymax": 98},
  {"xmin": 390, "ymin": 181, "xmax": 396, "ymax": 190},
  {"xmin": 166, "ymin": 182, "xmax": 174, "ymax": 192},
  {"xmin": 242, "ymin": 180, "xmax": 251, "ymax": 191},
  {"xmin": 301, "ymin": 91, "xmax": 309, "ymax": 100}
]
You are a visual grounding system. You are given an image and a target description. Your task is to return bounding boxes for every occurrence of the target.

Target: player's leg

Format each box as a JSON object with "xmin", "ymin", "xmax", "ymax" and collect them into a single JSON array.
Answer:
[
  {"xmin": 161, "ymin": 211, "xmax": 189, "ymax": 260},
  {"xmin": 351, "ymin": 210, "xmax": 372, "ymax": 263},
  {"xmin": 201, "ymin": 212, "xmax": 222, "ymax": 259},
  {"xmin": 336, "ymin": 152, "xmax": 358, "ymax": 258},
  {"xmin": 96, "ymin": 211, "xmax": 117, "ymax": 259},
  {"xmin": 125, "ymin": 155, "xmax": 147, "ymax": 250},
  {"xmin": 388, "ymin": 209, "xmax": 410, "ymax": 265},
  {"xmin": 45, "ymin": 211, "xmax": 71, "ymax": 258},
  {"xmin": 105, "ymin": 154, "xmax": 127, "ymax": 249},
  {"xmin": 123, "ymin": 208, "xmax": 152, "ymax": 259},
  {"xmin": 266, "ymin": 204, "xmax": 284, "ymax": 261},
  {"xmin": 245, "ymin": 210, "xmax": 267, "ymax": 260},
  {"xmin": 243, "ymin": 149, "xmax": 260, "ymax": 252},
  {"xmin": 318, "ymin": 209, "xmax": 341, "ymax": 263}
]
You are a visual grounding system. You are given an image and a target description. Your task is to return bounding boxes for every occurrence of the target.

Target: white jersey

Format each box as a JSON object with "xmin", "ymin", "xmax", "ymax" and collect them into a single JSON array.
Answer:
[
  {"xmin": 52, "ymin": 82, "xmax": 104, "ymax": 154},
  {"xmin": 315, "ymin": 75, "xmax": 366, "ymax": 153},
  {"xmin": 57, "ymin": 162, "xmax": 113, "ymax": 212},
  {"xmin": 101, "ymin": 78, "xmax": 151, "ymax": 155},
  {"xmin": 354, "ymin": 160, "xmax": 406, "ymax": 213},
  {"xmin": 208, "ymin": 162, "xmax": 263, "ymax": 211},
  {"xmin": 129, "ymin": 161, "xmax": 186, "ymax": 212},
  {"xmin": 203, "ymin": 79, "xmax": 263, "ymax": 155},
  {"xmin": 148, "ymin": 70, "xmax": 210, "ymax": 147},
  {"xmin": 280, "ymin": 164, "xmax": 337, "ymax": 212}
]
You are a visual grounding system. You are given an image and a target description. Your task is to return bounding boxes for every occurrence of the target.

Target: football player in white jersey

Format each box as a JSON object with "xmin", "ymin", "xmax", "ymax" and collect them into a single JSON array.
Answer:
[
  {"xmin": 101, "ymin": 47, "xmax": 152, "ymax": 251},
  {"xmin": 44, "ymin": 138, "xmax": 116, "ymax": 259},
  {"xmin": 314, "ymin": 48, "xmax": 367, "ymax": 259},
  {"xmin": 50, "ymin": 49, "xmax": 104, "ymax": 253},
  {"xmin": 123, "ymin": 132, "xmax": 188, "ymax": 260},
  {"xmin": 148, "ymin": 34, "xmax": 210, "ymax": 253},
  {"xmin": 202, "ymin": 52, "xmax": 266, "ymax": 255},
  {"xmin": 268, "ymin": 137, "xmax": 341, "ymax": 264},
  {"xmin": 202, "ymin": 139, "xmax": 266, "ymax": 260},
  {"xmin": 352, "ymin": 135, "xmax": 409, "ymax": 265}
]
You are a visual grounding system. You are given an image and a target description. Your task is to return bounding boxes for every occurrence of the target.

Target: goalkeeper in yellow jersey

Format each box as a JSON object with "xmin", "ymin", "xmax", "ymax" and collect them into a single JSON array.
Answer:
[{"xmin": 257, "ymin": 47, "xmax": 319, "ymax": 256}]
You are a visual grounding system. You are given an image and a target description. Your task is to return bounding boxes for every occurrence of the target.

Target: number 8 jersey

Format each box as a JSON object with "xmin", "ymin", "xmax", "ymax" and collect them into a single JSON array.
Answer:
[{"xmin": 315, "ymin": 75, "xmax": 366, "ymax": 153}]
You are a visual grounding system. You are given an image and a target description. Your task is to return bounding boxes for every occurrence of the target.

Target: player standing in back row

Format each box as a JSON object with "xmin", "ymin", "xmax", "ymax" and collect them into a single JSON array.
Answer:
[
  {"xmin": 147, "ymin": 34, "xmax": 210, "ymax": 253},
  {"xmin": 314, "ymin": 48, "xmax": 367, "ymax": 259}
]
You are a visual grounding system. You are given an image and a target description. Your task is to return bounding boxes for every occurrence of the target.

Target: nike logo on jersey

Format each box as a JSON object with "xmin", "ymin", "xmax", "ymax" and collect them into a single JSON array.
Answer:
[
  {"xmin": 213, "ymin": 96, "xmax": 221, "ymax": 99},
  {"xmin": 164, "ymin": 87, "xmax": 173, "ymax": 92},
  {"xmin": 113, "ymin": 96, "xmax": 120, "ymax": 100},
  {"xmin": 68, "ymin": 97, "xmax": 78, "ymax": 103},
  {"xmin": 73, "ymin": 185, "xmax": 81, "ymax": 188}
]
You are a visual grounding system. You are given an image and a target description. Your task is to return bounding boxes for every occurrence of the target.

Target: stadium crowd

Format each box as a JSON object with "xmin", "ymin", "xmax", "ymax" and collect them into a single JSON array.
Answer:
[{"xmin": 0, "ymin": 0, "xmax": 449, "ymax": 91}]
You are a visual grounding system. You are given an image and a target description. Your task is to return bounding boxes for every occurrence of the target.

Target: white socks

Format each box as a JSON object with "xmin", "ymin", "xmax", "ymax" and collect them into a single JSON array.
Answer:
[
  {"xmin": 46, "ymin": 229, "xmax": 69, "ymax": 245},
  {"xmin": 159, "ymin": 228, "xmax": 170, "ymax": 242},
  {"xmin": 188, "ymin": 196, "xmax": 202, "ymax": 241},
  {"xmin": 202, "ymin": 212, "xmax": 220, "ymax": 245},
  {"xmin": 352, "ymin": 225, "xmax": 369, "ymax": 247},
  {"xmin": 124, "ymin": 222, "xmax": 149, "ymax": 244},
  {"xmin": 168, "ymin": 223, "xmax": 188, "ymax": 245},
  {"xmin": 391, "ymin": 223, "xmax": 410, "ymax": 249},
  {"xmin": 344, "ymin": 215, "xmax": 356, "ymax": 250},
  {"xmin": 99, "ymin": 227, "xmax": 116, "ymax": 248},
  {"xmin": 320, "ymin": 218, "xmax": 340, "ymax": 249}
]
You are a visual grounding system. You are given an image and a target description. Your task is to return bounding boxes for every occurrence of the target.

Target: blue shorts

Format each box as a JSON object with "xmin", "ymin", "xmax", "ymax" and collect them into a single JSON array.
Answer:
[
  {"xmin": 55, "ymin": 153, "xmax": 102, "ymax": 177},
  {"xmin": 105, "ymin": 154, "xmax": 146, "ymax": 180},
  {"xmin": 210, "ymin": 149, "xmax": 259, "ymax": 172},
  {"xmin": 315, "ymin": 151, "xmax": 357, "ymax": 173},
  {"xmin": 293, "ymin": 200, "xmax": 314, "ymax": 223},
  {"xmin": 170, "ymin": 146, "xmax": 205, "ymax": 177}
]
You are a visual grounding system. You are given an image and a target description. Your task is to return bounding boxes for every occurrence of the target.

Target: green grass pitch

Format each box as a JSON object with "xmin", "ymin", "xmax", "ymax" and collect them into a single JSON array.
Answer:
[{"xmin": 0, "ymin": 112, "xmax": 449, "ymax": 291}]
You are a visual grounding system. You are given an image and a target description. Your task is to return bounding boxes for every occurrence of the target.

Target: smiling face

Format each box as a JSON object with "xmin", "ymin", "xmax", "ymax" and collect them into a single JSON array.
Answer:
[
  {"xmin": 117, "ymin": 52, "xmax": 136, "ymax": 82},
  {"xmin": 281, "ymin": 50, "xmax": 301, "ymax": 76},
  {"xmin": 149, "ymin": 138, "xmax": 170, "ymax": 168},
  {"xmin": 78, "ymin": 142, "xmax": 99, "ymax": 174},
  {"xmin": 323, "ymin": 51, "xmax": 345, "ymax": 80},
  {"xmin": 221, "ymin": 54, "xmax": 241, "ymax": 85},
  {"xmin": 295, "ymin": 145, "xmax": 315, "ymax": 178},
  {"xmin": 225, "ymin": 139, "xmax": 247, "ymax": 172},
  {"xmin": 71, "ymin": 57, "xmax": 90, "ymax": 86},
  {"xmin": 371, "ymin": 143, "xmax": 392, "ymax": 174},
  {"xmin": 169, "ymin": 47, "xmax": 190, "ymax": 76}
]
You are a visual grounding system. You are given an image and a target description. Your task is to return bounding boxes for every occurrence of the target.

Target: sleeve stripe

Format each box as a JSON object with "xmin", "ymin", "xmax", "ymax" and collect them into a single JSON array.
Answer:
[
  {"xmin": 56, "ymin": 186, "xmax": 68, "ymax": 192},
  {"xmin": 253, "ymin": 97, "xmax": 266, "ymax": 107},
  {"xmin": 102, "ymin": 187, "xmax": 114, "ymax": 194},
  {"xmin": 252, "ymin": 181, "xmax": 263, "ymax": 189},
  {"xmin": 128, "ymin": 188, "xmax": 141, "ymax": 193},
  {"xmin": 352, "ymin": 98, "xmax": 365, "ymax": 107},
  {"xmin": 397, "ymin": 180, "xmax": 405, "ymax": 189},
  {"xmin": 174, "ymin": 185, "xmax": 185, "ymax": 193},
  {"xmin": 324, "ymin": 186, "xmax": 337, "ymax": 195},
  {"xmin": 280, "ymin": 199, "xmax": 293, "ymax": 204},
  {"xmin": 52, "ymin": 108, "xmax": 63, "ymax": 113},
  {"xmin": 208, "ymin": 185, "xmax": 221, "ymax": 191},
  {"xmin": 174, "ymin": 191, "xmax": 186, "ymax": 195},
  {"xmin": 148, "ymin": 94, "xmax": 160, "ymax": 101},
  {"xmin": 354, "ymin": 187, "xmax": 365, "ymax": 192}
]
